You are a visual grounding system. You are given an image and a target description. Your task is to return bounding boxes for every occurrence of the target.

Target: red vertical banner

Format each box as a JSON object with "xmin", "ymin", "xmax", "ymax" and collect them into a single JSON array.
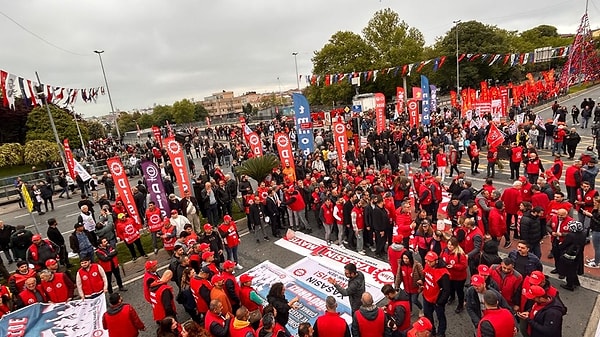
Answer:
[
  {"xmin": 164, "ymin": 137, "xmax": 193, "ymax": 194},
  {"xmin": 152, "ymin": 126, "xmax": 163, "ymax": 148},
  {"xmin": 63, "ymin": 139, "xmax": 76, "ymax": 180},
  {"xmin": 374, "ymin": 93, "xmax": 386, "ymax": 135},
  {"xmin": 412, "ymin": 87, "xmax": 422, "ymax": 100},
  {"xmin": 468, "ymin": 88, "xmax": 477, "ymax": 111},
  {"xmin": 274, "ymin": 133, "xmax": 295, "ymax": 171},
  {"xmin": 407, "ymin": 99, "xmax": 420, "ymax": 127},
  {"xmin": 500, "ymin": 86, "xmax": 509, "ymax": 117},
  {"xmin": 461, "ymin": 89, "xmax": 468, "ymax": 116},
  {"xmin": 332, "ymin": 122, "xmax": 348, "ymax": 167},
  {"xmin": 450, "ymin": 91, "xmax": 458, "ymax": 108},
  {"xmin": 242, "ymin": 121, "xmax": 263, "ymax": 157},
  {"xmin": 395, "ymin": 87, "xmax": 405, "ymax": 115},
  {"xmin": 107, "ymin": 157, "xmax": 141, "ymax": 224},
  {"xmin": 480, "ymin": 81, "xmax": 489, "ymax": 102}
]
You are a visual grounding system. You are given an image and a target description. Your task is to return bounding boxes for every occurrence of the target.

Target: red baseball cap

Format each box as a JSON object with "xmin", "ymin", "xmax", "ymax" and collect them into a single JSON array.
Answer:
[
  {"xmin": 32, "ymin": 234, "xmax": 42, "ymax": 241},
  {"xmin": 413, "ymin": 317, "xmax": 433, "ymax": 332},
  {"xmin": 202, "ymin": 251, "xmax": 214, "ymax": 260},
  {"xmin": 203, "ymin": 224, "xmax": 212, "ymax": 231},
  {"xmin": 424, "ymin": 251, "xmax": 438, "ymax": 262},
  {"xmin": 525, "ymin": 285, "xmax": 546, "ymax": 299},
  {"xmin": 392, "ymin": 235, "xmax": 403, "ymax": 244},
  {"xmin": 239, "ymin": 274, "xmax": 253, "ymax": 283},
  {"xmin": 45, "ymin": 259, "xmax": 57, "ymax": 267},
  {"xmin": 223, "ymin": 260, "xmax": 236, "ymax": 269},
  {"xmin": 211, "ymin": 274, "xmax": 224, "ymax": 284},
  {"xmin": 471, "ymin": 274, "xmax": 485, "ymax": 287},
  {"xmin": 477, "ymin": 264, "xmax": 490, "ymax": 276},
  {"xmin": 199, "ymin": 243, "xmax": 210, "ymax": 250},
  {"xmin": 145, "ymin": 260, "xmax": 158, "ymax": 271},
  {"xmin": 529, "ymin": 271, "xmax": 545, "ymax": 286}
]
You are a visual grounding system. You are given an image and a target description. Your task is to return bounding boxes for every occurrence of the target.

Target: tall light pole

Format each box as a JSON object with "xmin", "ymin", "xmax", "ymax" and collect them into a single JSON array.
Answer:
[
  {"xmin": 94, "ymin": 50, "xmax": 121, "ymax": 140},
  {"xmin": 292, "ymin": 52, "xmax": 300, "ymax": 90},
  {"xmin": 71, "ymin": 106, "xmax": 87, "ymax": 157},
  {"xmin": 453, "ymin": 20, "xmax": 461, "ymax": 95}
]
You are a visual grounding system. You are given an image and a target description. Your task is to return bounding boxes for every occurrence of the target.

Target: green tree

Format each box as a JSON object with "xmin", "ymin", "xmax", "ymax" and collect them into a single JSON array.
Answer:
[
  {"xmin": 235, "ymin": 155, "xmax": 280, "ymax": 184},
  {"xmin": 153, "ymin": 105, "xmax": 174, "ymax": 126},
  {"xmin": 24, "ymin": 140, "xmax": 60, "ymax": 165},
  {"xmin": 117, "ymin": 112, "xmax": 138, "ymax": 133},
  {"xmin": 0, "ymin": 143, "xmax": 23, "ymax": 167},
  {"xmin": 137, "ymin": 113, "xmax": 154, "ymax": 129},
  {"xmin": 242, "ymin": 103, "xmax": 254, "ymax": 116},
  {"xmin": 194, "ymin": 104, "xmax": 209, "ymax": 120},
  {"xmin": 172, "ymin": 99, "xmax": 196, "ymax": 124},
  {"xmin": 85, "ymin": 121, "xmax": 107, "ymax": 140},
  {"xmin": 25, "ymin": 105, "xmax": 87, "ymax": 148}
]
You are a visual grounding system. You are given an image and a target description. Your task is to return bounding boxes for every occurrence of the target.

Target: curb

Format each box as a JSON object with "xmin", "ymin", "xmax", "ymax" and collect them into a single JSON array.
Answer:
[{"xmin": 584, "ymin": 294, "xmax": 600, "ymax": 337}]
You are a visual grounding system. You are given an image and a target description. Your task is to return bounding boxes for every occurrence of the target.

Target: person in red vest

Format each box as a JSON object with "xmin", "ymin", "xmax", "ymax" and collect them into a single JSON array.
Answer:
[
  {"xmin": 525, "ymin": 152, "xmax": 544, "ymax": 184},
  {"xmin": 477, "ymin": 290, "xmax": 517, "ymax": 337},
  {"xmin": 552, "ymin": 125, "xmax": 567, "ymax": 156},
  {"xmin": 76, "ymin": 256, "xmax": 108, "ymax": 299},
  {"xmin": 96, "ymin": 237, "xmax": 127, "ymax": 294},
  {"xmin": 16, "ymin": 277, "xmax": 47, "ymax": 309},
  {"xmin": 115, "ymin": 213, "xmax": 147, "ymax": 261},
  {"xmin": 530, "ymin": 185, "xmax": 550, "ymax": 211},
  {"xmin": 517, "ymin": 285, "xmax": 566, "ymax": 337},
  {"xmin": 8, "ymin": 261, "xmax": 37, "ymax": 297},
  {"xmin": 422, "ymin": 251, "xmax": 451, "ymax": 337},
  {"xmin": 489, "ymin": 258, "xmax": 523, "ymax": 309},
  {"xmin": 575, "ymin": 181, "xmax": 598, "ymax": 226},
  {"xmin": 501, "ymin": 181, "xmax": 523, "ymax": 249},
  {"xmin": 0, "ymin": 285, "xmax": 10, "ymax": 319},
  {"xmin": 418, "ymin": 179, "xmax": 435, "ymax": 219},
  {"xmin": 405, "ymin": 316, "xmax": 432, "ymax": 337},
  {"xmin": 351, "ymin": 292, "xmax": 391, "ymax": 337},
  {"xmin": 150, "ymin": 269, "xmax": 177, "ymax": 323},
  {"xmin": 26, "ymin": 234, "xmax": 59, "ymax": 271},
  {"xmin": 507, "ymin": 143, "xmax": 523, "ymax": 180},
  {"xmin": 39, "ymin": 268, "xmax": 74, "ymax": 303},
  {"xmin": 161, "ymin": 217, "xmax": 178, "ymax": 257},
  {"xmin": 564, "ymin": 160, "xmax": 583, "ymax": 203},
  {"xmin": 102, "ymin": 292, "xmax": 146, "ymax": 337},
  {"xmin": 436, "ymin": 148, "xmax": 449, "ymax": 181},
  {"xmin": 381, "ymin": 285, "xmax": 411, "ymax": 336},
  {"xmin": 440, "ymin": 237, "xmax": 468, "ymax": 314},
  {"xmin": 516, "ymin": 271, "xmax": 560, "ymax": 333},
  {"xmin": 145, "ymin": 201, "xmax": 164, "ymax": 255},
  {"xmin": 218, "ymin": 217, "xmax": 243, "ymax": 269},
  {"xmin": 284, "ymin": 186, "xmax": 312, "ymax": 234},
  {"xmin": 488, "ymin": 201, "xmax": 507, "ymax": 242},
  {"xmin": 468, "ymin": 140, "xmax": 480, "ymax": 175},
  {"xmin": 205, "ymin": 299, "xmax": 232, "ymax": 337},
  {"xmin": 486, "ymin": 147, "xmax": 498, "ymax": 179},
  {"xmin": 190, "ymin": 266, "xmax": 213, "ymax": 321},
  {"xmin": 388, "ymin": 235, "xmax": 406, "ymax": 287},
  {"xmin": 519, "ymin": 176, "xmax": 533, "ymax": 203},
  {"xmin": 238, "ymin": 274, "xmax": 263, "ymax": 330},
  {"xmin": 313, "ymin": 295, "xmax": 350, "ymax": 337},
  {"xmin": 352, "ymin": 199, "xmax": 366, "ymax": 255},
  {"xmin": 319, "ymin": 198, "xmax": 335, "ymax": 245},
  {"xmin": 222, "ymin": 260, "xmax": 242, "ymax": 312},
  {"xmin": 143, "ymin": 260, "xmax": 159, "ymax": 304},
  {"xmin": 228, "ymin": 306, "xmax": 256, "ymax": 337}
]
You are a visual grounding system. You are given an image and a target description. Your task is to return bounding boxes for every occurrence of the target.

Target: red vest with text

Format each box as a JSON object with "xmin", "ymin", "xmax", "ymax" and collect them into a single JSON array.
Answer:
[
  {"xmin": 0, "ymin": 286, "xmax": 10, "ymax": 318},
  {"xmin": 386, "ymin": 298, "xmax": 411, "ymax": 331},
  {"xmin": 190, "ymin": 276, "xmax": 213, "ymax": 313},
  {"xmin": 287, "ymin": 190, "xmax": 305, "ymax": 211},
  {"xmin": 41, "ymin": 273, "xmax": 70, "ymax": 303},
  {"xmin": 576, "ymin": 188, "xmax": 598, "ymax": 212},
  {"xmin": 239, "ymin": 285, "xmax": 261, "ymax": 313},
  {"xmin": 78, "ymin": 263, "xmax": 105, "ymax": 297},
  {"xmin": 510, "ymin": 147, "xmax": 522, "ymax": 163},
  {"xmin": 476, "ymin": 308, "xmax": 515, "ymax": 337},
  {"xmin": 9, "ymin": 269, "xmax": 37, "ymax": 293},
  {"xmin": 229, "ymin": 319, "xmax": 257, "ymax": 337},
  {"xmin": 146, "ymin": 207, "xmax": 164, "ymax": 232},
  {"xmin": 150, "ymin": 283, "xmax": 176, "ymax": 321},
  {"xmin": 335, "ymin": 204, "xmax": 344, "ymax": 225},
  {"xmin": 19, "ymin": 286, "xmax": 47, "ymax": 306},
  {"xmin": 352, "ymin": 206, "xmax": 364, "ymax": 230},
  {"xmin": 526, "ymin": 158, "xmax": 541, "ymax": 175},
  {"xmin": 162, "ymin": 224, "xmax": 177, "ymax": 250},
  {"xmin": 103, "ymin": 304, "xmax": 140, "ymax": 337},
  {"xmin": 321, "ymin": 203, "xmax": 335, "ymax": 224},
  {"xmin": 143, "ymin": 271, "xmax": 159, "ymax": 303},
  {"xmin": 205, "ymin": 310, "xmax": 227, "ymax": 334},
  {"xmin": 117, "ymin": 219, "xmax": 141, "ymax": 244},
  {"xmin": 222, "ymin": 271, "xmax": 241, "ymax": 303},
  {"xmin": 419, "ymin": 185, "xmax": 433, "ymax": 206},
  {"xmin": 218, "ymin": 223, "xmax": 240, "ymax": 247},
  {"xmin": 423, "ymin": 266, "xmax": 449, "ymax": 303},
  {"xmin": 96, "ymin": 246, "xmax": 119, "ymax": 272},
  {"xmin": 462, "ymin": 227, "xmax": 483, "ymax": 254},
  {"xmin": 355, "ymin": 308, "xmax": 385, "ymax": 337}
]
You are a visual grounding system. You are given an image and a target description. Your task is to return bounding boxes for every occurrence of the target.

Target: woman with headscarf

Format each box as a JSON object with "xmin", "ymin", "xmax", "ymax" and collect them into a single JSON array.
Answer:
[{"xmin": 557, "ymin": 220, "xmax": 586, "ymax": 291}]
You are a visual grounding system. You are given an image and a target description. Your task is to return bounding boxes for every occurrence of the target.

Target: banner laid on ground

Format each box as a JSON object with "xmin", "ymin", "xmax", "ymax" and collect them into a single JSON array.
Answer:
[
  {"xmin": 286, "ymin": 256, "xmax": 385, "ymax": 305},
  {"xmin": 0, "ymin": 296, "xmax": 107, "ymax": 336},
  {"xmin": 242, "ymin": 260, "xmax": 353, "ymax": 332},
  {"xmin": 275, "ymin": 232, "xmax": 395, "ymax": 287}
]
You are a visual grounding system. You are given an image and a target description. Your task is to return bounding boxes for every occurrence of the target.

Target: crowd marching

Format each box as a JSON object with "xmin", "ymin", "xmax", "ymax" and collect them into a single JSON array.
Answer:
[{"xmin": 1, "ymin": 93, "xmax": 600, "ymax": 337}]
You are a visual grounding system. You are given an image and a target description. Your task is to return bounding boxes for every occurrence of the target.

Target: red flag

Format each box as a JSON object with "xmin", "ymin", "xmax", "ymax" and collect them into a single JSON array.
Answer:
[
  {"xmin": 438, "ymin": 56, "xmax": 447, "ymax": 70},
  {"xmin": 401, "ymin": 65, "xmax": 408, "ymax": 77},
  {"xmin": 0, "ymin": 71, "xmax": 8, "ymax": 107},
  {"xmin": 374, "ymin": 93, "xmax": 386, "ymax": 134},
  {"xmin": 461, "ymin": 89, "xmax": 469, "ymax": 116},
  {"xmin": 332, "ymin": 122, "xmax": 348, "ymax": 167},
  {"xmin": 152, "ymin": 126, "xmax": 163, "ymax": 148},
  {"xmin": 396, "ymin": 87, "xmax": 405, "ymax": 115},
  {"xmin": 480, "ymin": 81, "xmax": 489, "ymax": 102},
  {"xmin": 274, "ymin": 132, "xmax": 295, "ymax": 170},
  {"xmin": 407, "ymin": 99, "xmax": 420, "ymax": 127},
  {"xmin": 412, "ymin": 87, "xmax": 422, "ymax": 100},
  {"xmin": 165, "ymin": 137, "xmax": 193, "ymax": 194},
  {"xmin": 241, "ymin": 122, "xmax": 263, "ymax": 156},
  {"xmin": 107, "ymin": 157, "xmax": 141, "ymax": 224},
  {"xmin": 450, "ymin": 91, "xmax": 458, "ymax": 108},
  {"xmin": 486, "ymin": 122, "xmax": 505, "ymax": 148},
  {"xmin": 63, "ymin": 139, "xmax": 76, "ymax": 180}
]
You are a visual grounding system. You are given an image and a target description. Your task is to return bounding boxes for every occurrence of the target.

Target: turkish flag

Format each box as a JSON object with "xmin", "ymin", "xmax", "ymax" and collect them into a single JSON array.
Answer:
[{"xmin": 486, "ymin": 122, "xmax": 505, "ymax": 149}]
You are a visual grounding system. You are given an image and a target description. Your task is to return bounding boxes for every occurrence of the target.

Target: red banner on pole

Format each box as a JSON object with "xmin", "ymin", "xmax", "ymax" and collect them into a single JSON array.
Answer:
[
  {"xmin": 242, "ymin": 123, "xmax": 263, "ymax": 157},
  {"xmin": 374, "ymin": 93, "xmax": 386, "ymax": 135},
  {"xmin": 412, "ymin": 87, "xmax": 422, "ymax": 100},
  {"xmin": 407, "ymin": 99, "xmax": 420, "ymax": 127},
  {"xmin": 107, "ymin": 157, "xmax": 141, "ymax": 224},
  {"xmin": 165, "ymin": 137, "xmax": 193, "ymax": 194},
  {"xmin": 152, "ymin": 126, "xmax": 163, "ymax": 148},
  {"xmin": 486, "ymin": 122, "xmax": 505, "ymax": 149},
  {"xmin": 500, "ymin": 86, "xmax": 509, "ymax": 117},
  {"xmin": 332, "ymin": 122, "xmax": 348, "ymax": 167},
  {"xmin": 480, "ymin": 81, "xmax": 489, "ymax": 102},
  {"xmin": 396, "ymin": 87, "xmax": 405, "ymax": 115},
  {"xmin": 450, "ymin": 91, "xmax": 458, "ymax": 108},
  {"xmin": 63, "ymin": 139, "xmax": 76, "ymax": 180},
  {"xmin": 274, "ymin": 132, "xmax": 295, "ymax": 171}
]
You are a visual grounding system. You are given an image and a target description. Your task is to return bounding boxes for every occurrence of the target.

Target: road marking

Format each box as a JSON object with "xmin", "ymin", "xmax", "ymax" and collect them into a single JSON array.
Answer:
[{"xmin": 65, "ymin": 212, "xmax": 80, "ymax": 218}]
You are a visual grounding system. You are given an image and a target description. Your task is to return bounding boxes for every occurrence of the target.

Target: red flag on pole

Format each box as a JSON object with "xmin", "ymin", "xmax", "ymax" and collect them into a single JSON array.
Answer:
[
  {"xmin": 274, "ymin": 132, "xmax": 295, "ymax": 171},
  {"xmin": 107, "ymin": 157, "xmax": 141, "ymax": 224},
  {"xmin": 63, "ymin": 139, "xmax": 76, "ymax": 180},
  {"xmin": 164, "ymin": 137, "xmax": 193, "ymax": 194},
  {"xmin": 332, "ymin": 122, "xmax": 348, "ymax": 167},
  {"xmin": 486, "ymin": 122, "xmax": 505, "ymax": 149},
  {"xmin": 374, "ymin": 93, "xmax": 386, "ymax": 135},
  {"xmin": 407, "ymin": 99, "xmax": 420, "ymax": 127}
]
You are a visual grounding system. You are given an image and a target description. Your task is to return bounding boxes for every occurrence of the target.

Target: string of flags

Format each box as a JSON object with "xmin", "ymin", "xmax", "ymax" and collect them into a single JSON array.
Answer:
[
  {"xmin": 0, "ymin": 70, "xmax": 104, "ymax": 110},
  {"xmin": 302, "ymin": 45, "xmax": 571, "ymax": 87}
]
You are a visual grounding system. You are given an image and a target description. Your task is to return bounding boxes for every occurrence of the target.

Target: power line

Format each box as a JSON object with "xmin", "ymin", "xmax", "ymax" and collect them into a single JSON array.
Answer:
[{"xmin": 0, "ymin": 10, "xmax": 88, "ymax": 56}]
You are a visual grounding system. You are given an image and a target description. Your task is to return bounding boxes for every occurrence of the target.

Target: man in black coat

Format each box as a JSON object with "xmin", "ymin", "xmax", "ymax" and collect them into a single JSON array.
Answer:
[
  {"xmin": 265, "ymin": 188, "xmax": 282, "ymax": 238},
  {"xmin": 518, "ymin": 204, "xmax": 544, "ymax": 258},
  {"xmin": 371, "ymin": 196, "xmax": 390, "ymax": 258},
  {"xmin": 47, "ymin": 218, "xmax": 72, "ymax": 268},
  {"xmin": 0, "ymin": 221, "xmax": 16, "ymax": 264}
]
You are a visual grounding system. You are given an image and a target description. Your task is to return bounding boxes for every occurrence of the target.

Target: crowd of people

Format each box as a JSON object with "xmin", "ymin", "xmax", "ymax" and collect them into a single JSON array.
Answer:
[{"xmin": 2, "ymin": 93, "xmax": 600, "ymax": 336}]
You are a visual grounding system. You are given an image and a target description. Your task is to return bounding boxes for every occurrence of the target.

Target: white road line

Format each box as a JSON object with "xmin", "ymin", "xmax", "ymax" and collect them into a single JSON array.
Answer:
[{"xmin": 65, "ymin": 212, "xmax": 80, "ymax": 218}]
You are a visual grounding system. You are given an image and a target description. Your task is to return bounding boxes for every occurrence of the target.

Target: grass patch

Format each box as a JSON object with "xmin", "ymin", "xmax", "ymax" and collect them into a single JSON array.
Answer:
[
  {"xmin": 0, "ymin": 165, "xmax": 34, "ymax": 179},
  {"xmin": 568, "ymin": 81, "xmax": 599, "ymax": 94}
]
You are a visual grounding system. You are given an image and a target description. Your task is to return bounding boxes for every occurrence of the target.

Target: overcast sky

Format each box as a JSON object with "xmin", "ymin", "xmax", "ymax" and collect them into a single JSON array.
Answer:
[{"xmin": 0, "ymin": 0, "xmax": 595, "ymax": 118}]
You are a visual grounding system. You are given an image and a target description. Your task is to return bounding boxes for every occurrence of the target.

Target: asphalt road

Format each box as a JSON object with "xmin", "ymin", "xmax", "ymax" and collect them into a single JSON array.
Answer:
[{"xmin": 1, "ymin": 87, "xmax": 600, "ymax": 336}]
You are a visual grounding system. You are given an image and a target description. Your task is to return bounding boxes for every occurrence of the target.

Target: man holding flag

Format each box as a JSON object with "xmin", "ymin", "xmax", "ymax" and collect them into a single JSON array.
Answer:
[{"xmin": 486, "ymin": 123, "xmax": 505, "ymax": 179}]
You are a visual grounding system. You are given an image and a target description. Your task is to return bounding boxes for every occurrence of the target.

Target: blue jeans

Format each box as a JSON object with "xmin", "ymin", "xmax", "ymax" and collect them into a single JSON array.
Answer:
[
  {"xmin": 423, "ymin": 300, "xmax": 446, "ymax": 336},
  {"xmin": 592, "ymin": 231, "xmax": 600, "ymax": 264},
  {"xmin": 225, "ymin": 245, "xmax": 239, "ymax": 264},
  {"xmin": 408, "ymin": 292, "xmax": 423, "ymax": 311}
]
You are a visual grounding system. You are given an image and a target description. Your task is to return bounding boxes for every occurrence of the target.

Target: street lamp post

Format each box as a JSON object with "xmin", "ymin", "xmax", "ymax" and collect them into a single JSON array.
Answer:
[
  {"xmin": 71, "ymin": 106, "xmax": 87, "ymax": 157},
  {"xmin": 94, "ymin": 50, "xmax": 121, "ymax": 140},
  {"xmin": 292, "ymin": 52, "xmax": 300, "ymax": 90},
  {"xmin": 453, "ymin": 20, "xmax": 461, "ymax": 95}
]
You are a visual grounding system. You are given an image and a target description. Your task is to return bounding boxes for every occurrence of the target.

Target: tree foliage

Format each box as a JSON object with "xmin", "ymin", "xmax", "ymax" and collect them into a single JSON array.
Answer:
[
  {"xmin": 0, "ymin": 143, "xmax": 23, "ymax": 167},
  {"xmin": 25, "ymin": 105, "xmax": 88, "ymax": 149},
  {"xmin": 84, "ymin": 121, "xmax": 107, "ymax": 140},
  {"xmin": 234, "ymin": 154, "xmax": 280, "ymax": 184},
  {"xmin": 172, "ymin": 99, "xmax": 196, "ymax": 124},
  {"xmin": 24, "ymin": 140, "xmax": 60, "ymax": 165},
  {"xmin": 194, "ymin": 104, "xmax": 209, "ymax": 120}
]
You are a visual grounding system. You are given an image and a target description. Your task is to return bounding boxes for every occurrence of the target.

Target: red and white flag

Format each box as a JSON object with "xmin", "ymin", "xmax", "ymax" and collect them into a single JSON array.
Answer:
[
  {"xmin": 241, "ymin": 120, "xmax": 263, "ymax": 156},
  {"xmin": 107, "ymin": 157, "xmax": 141, "ymax": 224},
  {"xmin": 486, "ymin": 122, "xmax": 505, "ymax": 149},
  {"xmin": 374, "ymin": 93, "xmax": 386, "ymax": 135},
  {"xmin": 165, "ymin": 137, "xmax": 193, "ymax": 194},
  {"xmin": 152, "ymin": 126, "xmax": 163, "ymax": 147},
  {"xmin": 63, "ymin": 139, "xmax": 76, "ymax": 180},
  {"xmin": 407, "ymin": 99, "xmax": 420, "ymax": 127},
  {"xmin": 274, "ymin": 132, "xmax": 295, "ymax": 170},
  {"xmin": 332, "ymin": 122, "xmax": 348, "ymax": 167}
]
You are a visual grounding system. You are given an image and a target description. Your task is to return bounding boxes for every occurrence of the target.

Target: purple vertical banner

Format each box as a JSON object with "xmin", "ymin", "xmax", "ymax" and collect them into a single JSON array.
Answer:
[
  {"xmin": 141, "ymin": 160, "xmax": 170, "ymax": 218},
  {"xmin": 430, "ymin": 85, "xmax": 438, "ymax": 114}
]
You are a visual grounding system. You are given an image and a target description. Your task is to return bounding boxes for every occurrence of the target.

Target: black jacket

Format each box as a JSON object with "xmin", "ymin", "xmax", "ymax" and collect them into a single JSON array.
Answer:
[
  {"xmin": 333, "ymin": 271, "xmax": 365, "ymax": 313},
  {"xmin": 519, "ymin": 211, "xmax": 543, "ymax": 244},
  {"xmin": 371, "ymin": 206, "xmax": 390, "ymax": 232},
  {"xmin": 47, "ymin": 226, "xmax": 65, "ymax": 246},
  {"xmin": 526, "ymin": 296, "xmax": 566, "ymax": 337},
  {"xmin": 0, "ymin": 224, "xmax": 16, "ymax": 247}
]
